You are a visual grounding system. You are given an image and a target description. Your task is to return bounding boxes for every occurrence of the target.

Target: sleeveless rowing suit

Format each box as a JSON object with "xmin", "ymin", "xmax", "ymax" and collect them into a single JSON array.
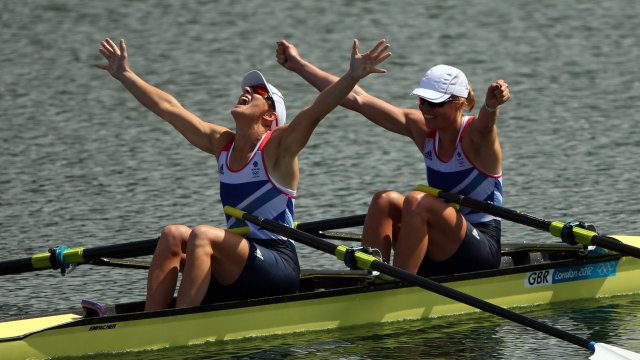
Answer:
[
  {"xmin": 205, "ymin": 130, "xmax": 300, "ymax": 302},
  {"xmin": 418, "ymin": 115, "xmax": 503, "ymax": 276}
]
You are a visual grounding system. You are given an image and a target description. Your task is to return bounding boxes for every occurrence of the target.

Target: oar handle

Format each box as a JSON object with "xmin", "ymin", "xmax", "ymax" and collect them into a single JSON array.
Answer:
[{"xmin": 223, "ymin": 206, "xmax": 338, "ymax": 255}]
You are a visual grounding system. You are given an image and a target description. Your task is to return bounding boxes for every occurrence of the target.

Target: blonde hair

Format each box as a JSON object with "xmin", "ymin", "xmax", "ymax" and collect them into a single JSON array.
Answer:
[
  {"xmin": 463, "ymin": 81, "xmax": 475, "ymax": 112},
  {"xmin": 450, "ymin": 82, "xmax": 475, "ymax": 112}
]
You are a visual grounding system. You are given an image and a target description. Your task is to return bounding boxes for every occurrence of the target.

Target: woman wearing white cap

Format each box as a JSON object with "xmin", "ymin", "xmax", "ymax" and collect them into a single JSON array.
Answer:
[
  {"xmin": 97, "ymin": 37, "xmax": 391, "ymax": 310},
  {"xmin": 277, "ymin": 40, "xmax": 510, "ymax": 276}
]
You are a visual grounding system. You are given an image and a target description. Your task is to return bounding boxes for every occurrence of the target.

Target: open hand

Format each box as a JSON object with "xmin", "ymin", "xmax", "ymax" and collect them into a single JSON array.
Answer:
[
  {"xmin": 349, "ymin": 39, "xmax": 392, "ymax": 80},
  {"xmin": 96, "ymin": 38, "xmax": 130, "ymax": 79}
]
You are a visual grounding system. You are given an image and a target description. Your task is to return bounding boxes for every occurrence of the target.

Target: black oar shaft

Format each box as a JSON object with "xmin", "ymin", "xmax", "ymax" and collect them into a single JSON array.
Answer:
[
  {"xmin": 369, "ymin": 261, "xmax": 591, "ymax": 350},
  {"xmin": 82, "ymin": 239, "xmax": 158, "ymax": 259},
  {"xmin": 419, "ymin": 185, "xmax": 640, "ymax": 259},
  {"xmin": 590, "ymin": 236, "xmax": 637, "ymax": 256},
  {"xmin": 0, "ymin": 213, "xmax": 366, "ymax": 276},
  {"xmin": 0, "ymin": 258, "xmax": 38, "ymax": 276},
  {"xmin": 246, "ymin": 212, "xmax": 338, "ymax": 255},
  {"xmin": 0, "ymin": 238, "xmax": 159, "ymax": 276},
  {"xmin": 296, "ymin": 214, "xmax": 366, "ymax": 234},
  {"xmin": 430, "ymin": 188, "xmax": 551, "ymax": 232},
  {"xmin": 225, "ymin": 206, "xmax": 594, "ymax": 352}
]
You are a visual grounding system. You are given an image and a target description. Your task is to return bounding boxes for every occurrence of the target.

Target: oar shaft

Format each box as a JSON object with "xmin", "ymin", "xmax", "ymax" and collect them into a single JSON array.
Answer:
[
  {"xmin": 591, "ymin": 236, "xmax": 638, "ymax": 256},
  {"xmin": 418, "ymin": 185, "xmax": 640, "ymax": 259},
  {"xmin": 82, "ymin": 239, "xmax": 158, "ymax": 259},
  {"xmin": 548, "ymin": 220, "xmax": 640, "ymax": 258},
  {"xmin": 368, "ymin": 261, "xmax": 592, "ymax": 350},
  {"xmin": 0, "ymin": 213, "xmax": 366, "ymax": 277},
  {"xmin": 225, "ymin": 206, "xmax": 337, "ymax": 255},
  {"xmin": 296, "ymin": 214, "xmax": 366, "ymax": 234},
  {"xmin": 0, "ymin": 257, "xmax": 39, "ymax": 276},
  {"xmin": 224, "ymin": 206, "xmax": 594, "ymax": 352},
  {"xmin": 417, "ymin": 185, "xmax": 552, "ymax": 231},
  {"xmin": 0, "ymin": 238, "xmax": 159, "ymax": 276}
]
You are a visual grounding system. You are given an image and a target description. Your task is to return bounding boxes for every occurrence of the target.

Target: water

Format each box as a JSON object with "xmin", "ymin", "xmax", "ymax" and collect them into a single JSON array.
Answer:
[{"xmin": 1, "ymin": 0, "xmax": 640, "ymax": 358}]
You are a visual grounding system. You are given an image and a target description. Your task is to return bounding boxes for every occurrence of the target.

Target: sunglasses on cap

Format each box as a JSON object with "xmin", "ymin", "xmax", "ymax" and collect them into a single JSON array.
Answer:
[{"xmin": 418, "ymin": 96, "xmax": 459, "ymax": 109}]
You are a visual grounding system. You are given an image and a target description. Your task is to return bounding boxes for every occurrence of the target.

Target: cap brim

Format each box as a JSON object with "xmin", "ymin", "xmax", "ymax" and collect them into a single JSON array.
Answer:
[{"xmin": 410, "ymin": 88, "xmax": 452, "ymax": 103}]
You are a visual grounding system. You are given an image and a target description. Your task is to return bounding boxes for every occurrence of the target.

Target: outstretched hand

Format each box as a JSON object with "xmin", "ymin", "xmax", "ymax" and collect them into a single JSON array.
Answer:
[
  {"xmin": 96, "ymin": 38, "xmax": 130, "ymax": 79},
  {"xmin": 348, "ymin": 39, "xmax": 391, "ymax": 80},
  {"xmin": 485, "ymin": 80, "xmax": 510, "ymax": 109}
]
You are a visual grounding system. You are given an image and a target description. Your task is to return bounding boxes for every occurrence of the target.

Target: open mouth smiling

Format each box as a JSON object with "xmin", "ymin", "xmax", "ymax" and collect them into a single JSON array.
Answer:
[{"xmin": 237, "ymin": 94, "xmax": 251, "ymax": 106}]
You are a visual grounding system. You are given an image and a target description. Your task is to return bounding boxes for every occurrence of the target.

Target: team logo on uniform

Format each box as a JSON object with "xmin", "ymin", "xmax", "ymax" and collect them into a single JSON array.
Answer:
[
  {"xmin": 251, "ymin": 161, "xmax": 260, "ymax": 177},
  {"xmin": 456, "ymin": 151, "xmax": 466, "ymax": 167}
]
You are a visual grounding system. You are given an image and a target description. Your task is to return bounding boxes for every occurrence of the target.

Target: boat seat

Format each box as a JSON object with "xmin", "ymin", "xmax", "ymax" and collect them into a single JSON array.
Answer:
[
  {"xmin": 299, "ymin": 269, "xmax": 376, "ymax": 292},
  {"xmin": 499, "ymin": 252, "xmax": 547, "ymax": 268},
  {"xmin": 499, "ymin": 242, "xmax": 586, "ymax": 268},
  {"xmin": 499, "ymin": 255, "xmax": 515, "ymax": 268}
]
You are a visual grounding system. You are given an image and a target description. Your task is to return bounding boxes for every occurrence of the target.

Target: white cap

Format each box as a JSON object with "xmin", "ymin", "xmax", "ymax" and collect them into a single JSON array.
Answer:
[
  {"xmin": 410, "ymin": 64, "xmax": 469, "ymax": 102},
  {"xmin": 241, "ymin": 70, "xmax": 286, "ymax": 129}
]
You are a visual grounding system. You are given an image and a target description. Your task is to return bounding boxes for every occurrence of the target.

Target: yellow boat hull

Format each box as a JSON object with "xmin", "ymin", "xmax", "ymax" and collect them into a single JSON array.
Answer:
[{"xmin": 1, "ymin": 252, "xmax": 639, "ymax": 359}]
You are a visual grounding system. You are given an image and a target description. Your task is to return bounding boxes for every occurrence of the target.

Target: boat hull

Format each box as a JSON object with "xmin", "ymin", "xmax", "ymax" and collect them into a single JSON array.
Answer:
[{"xmin": 2, "ymin": 251, "xmax": 639, "ymax": 359}]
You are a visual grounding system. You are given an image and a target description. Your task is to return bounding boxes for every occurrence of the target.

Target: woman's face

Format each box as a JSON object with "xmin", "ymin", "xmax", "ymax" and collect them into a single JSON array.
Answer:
[
  {"xmin": 231, "ymin": 86, "xmax": 274, "ymax": 122},
  {"xmin": 418, "ymin": 96, "xmax": 463, "ymax": 130}
]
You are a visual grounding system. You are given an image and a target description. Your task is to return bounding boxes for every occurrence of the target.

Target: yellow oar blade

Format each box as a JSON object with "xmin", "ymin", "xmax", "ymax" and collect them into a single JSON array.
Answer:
[{"xmin": 590, "ymin": 343, "xmax": 640, "ymax": 360}]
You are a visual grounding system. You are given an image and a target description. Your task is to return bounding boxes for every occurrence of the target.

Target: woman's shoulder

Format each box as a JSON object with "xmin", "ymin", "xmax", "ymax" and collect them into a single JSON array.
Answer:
[{"xmin": 213, "ymin": 131, "xmax": 235, "ymax": 158}]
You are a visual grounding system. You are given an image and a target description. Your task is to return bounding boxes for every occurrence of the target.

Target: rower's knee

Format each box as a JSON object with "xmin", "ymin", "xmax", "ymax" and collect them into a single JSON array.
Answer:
[
  {"xmin": 159, "ymin": 224, "xmax": 189, "ymax": 256},
  {"xmin": 370, "ymin": 190, "xmax": 403, "ymax": 211},
  {"xmin": 188, "ymin": 225, "xmax": 225, "ymax": 255},
  {"xmin": 403, "ymin": 191, "xmax": 438, "ymax": 217}
]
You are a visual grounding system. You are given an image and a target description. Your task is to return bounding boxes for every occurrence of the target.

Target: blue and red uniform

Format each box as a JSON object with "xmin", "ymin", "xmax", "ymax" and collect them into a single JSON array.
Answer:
[
  {"xmin": 205, "ymin": 131, "xmax": 300, "ymax": 302},
  {"xmin": 418, "ymin": 115, "xmax": 503, "ymax": 276}
]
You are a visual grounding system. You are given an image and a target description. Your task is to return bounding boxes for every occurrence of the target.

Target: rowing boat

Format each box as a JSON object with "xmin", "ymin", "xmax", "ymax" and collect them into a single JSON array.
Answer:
[{"xmin": 2, "ymin": 241, "xmax": 639, "ymax": 359}]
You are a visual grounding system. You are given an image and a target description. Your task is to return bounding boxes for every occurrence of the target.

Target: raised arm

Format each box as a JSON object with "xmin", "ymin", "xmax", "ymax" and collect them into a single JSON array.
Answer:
[
  {"xmin": 274, "ymin": 39, "xmax": 391, "ymax": 155},
  {"xmin": 97, "ymin": 38, "xmax": 230, "ymax": 155},
  {"xmin": 463, "ymin": 79, "xmax": 510, "ymax": 175},
  {"xmin": 277, "ymin": 40, "xmax": 419, "ymax": 138},
  {"xmin": 469, "ymin": 79, "xmax": 511, "ymax": 141}
]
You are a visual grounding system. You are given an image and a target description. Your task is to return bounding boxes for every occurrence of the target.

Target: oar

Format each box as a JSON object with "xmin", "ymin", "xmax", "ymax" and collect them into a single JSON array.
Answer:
[
  {"xmin": 224, "ymin": 205, "xmax": 640, "ymax": 360},
  {"xmin": 0, "ymin": 214, "xmax": 367, "ymax": 276},
  {"xmin": 0, "ymin": 238, "xmax": 160, "ymax": 276},
  {"xmin": 416, "ymin": 185, "xmax": 640, "ymax": 259},
  {"xmin": 296, "ymin": 214, "xmax": 366, "ymax": 234}
]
